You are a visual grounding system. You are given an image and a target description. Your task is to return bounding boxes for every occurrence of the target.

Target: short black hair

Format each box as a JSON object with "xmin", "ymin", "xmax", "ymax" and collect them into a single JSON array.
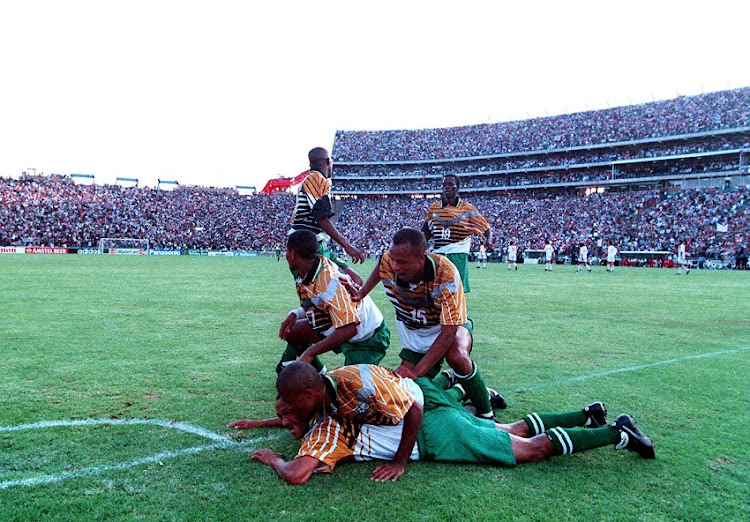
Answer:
[
  {"xmin": 392, "ymin": 227, "xmax": 427, "ymax": 253},
  {"xmin": 443, "ymin": 174, "xmax": 460, "ymax": 188},
  {"xmin": 308, "ymin": 147, "xmax": 329, "ymax": 161},
  {"xmin": 287, "ymin": 230, "xmax": 319, "ymax": 260},
  {"xmin": 277, "ymin": 361, "xmax": 323, "ymax": 397}
]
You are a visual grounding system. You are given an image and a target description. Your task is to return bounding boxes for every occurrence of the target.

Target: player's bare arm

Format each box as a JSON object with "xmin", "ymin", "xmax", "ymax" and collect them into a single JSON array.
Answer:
[
  {"xmin": 483, "ymin": 229, "xmax": 494, "ymax": 252},
  {"xmin": 251, "ymin": 450, "xmax": 320, "ymax": 486},
  {"xmin": 299, "ymin": 323, "xmax": 358, "ymax": 364},
  {"xmin": 399, "ymin": 325, "xmax": 458, "ymax": 379},
  {"xmin": 316, "ymin": 216, "xmax": 365, "ymax": 264},
  {"xmin": 371, "ymin": 402, "xmax": 423, "ymax": 482},
  {"xmin": 352, "ymin": 259, "xmax": 382, "ymax": 302}
]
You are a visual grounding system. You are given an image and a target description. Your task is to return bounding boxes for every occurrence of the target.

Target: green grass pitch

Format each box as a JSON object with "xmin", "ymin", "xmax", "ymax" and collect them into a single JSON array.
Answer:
[{"xmin": 1, "ymin": 255, "xmax": 748, "ymax": 520}]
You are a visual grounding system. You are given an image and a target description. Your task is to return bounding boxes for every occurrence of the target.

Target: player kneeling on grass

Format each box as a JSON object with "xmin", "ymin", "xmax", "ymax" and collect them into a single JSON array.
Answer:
[
  {"xmin": 277, "ymin": 230, "xmax": 390, "ymax": 374},
  {"xmin": 241, "ymin": 362, "xmax": 655, "ymax": 485}
]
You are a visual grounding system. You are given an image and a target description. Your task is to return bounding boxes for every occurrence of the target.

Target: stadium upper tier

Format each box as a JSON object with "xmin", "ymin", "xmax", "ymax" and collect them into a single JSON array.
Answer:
[{"xmin": 332, "ymin": 87, "xmax": 750, "ymax": 163}]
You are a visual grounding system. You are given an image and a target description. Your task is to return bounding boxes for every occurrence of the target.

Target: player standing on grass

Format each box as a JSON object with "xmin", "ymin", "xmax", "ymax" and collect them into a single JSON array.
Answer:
[
  {"xmin": 607, "ymin": 240, "xmax": 618, "ymax": 272},
  {"xmin": 290, "ymin": 147, "xmax": 365, "ymax": 285},
  {"xmin": 544, "ymin": 239, "xmax": 555, "ymax": 271},
  {"xmin": 577, "ymin": 242, "xmax": 592, "ymax": 272},
  {"xmin": 354, "ymin": 227, "xmax": 500, "ymax": 420},
  {"xmin": 275, "ymin": 230, "xmax": 390, "ymax": 374},
  {"xmin": 422, "ymin": 174, "xmax": 492, "ymax": 292},
  {"xmin": 476, "ymin": 243, "xmax": 487, "ymax": 269},
  {"xmin": 676, "ymin": 240, "xmax": 690, "ymax": 275},
  {"xmin": 506, "ymin": 240, "xmax": 518, "ymax": 270},
  {"xmin": 246, "ymin": 362, "xmax": 655, "ymax": 485}
]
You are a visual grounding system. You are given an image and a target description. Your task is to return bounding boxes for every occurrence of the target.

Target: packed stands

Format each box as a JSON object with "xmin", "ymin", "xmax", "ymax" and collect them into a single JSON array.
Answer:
[{"xmin": 1, "ymin": 88, "xmax": 748, "ymax": 267}]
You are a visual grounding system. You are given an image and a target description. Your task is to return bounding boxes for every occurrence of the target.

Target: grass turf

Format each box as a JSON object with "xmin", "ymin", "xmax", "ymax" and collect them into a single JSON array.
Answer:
[{"xmin": 0, "ymin": 255, "xmax": 748, "ymax": 520}]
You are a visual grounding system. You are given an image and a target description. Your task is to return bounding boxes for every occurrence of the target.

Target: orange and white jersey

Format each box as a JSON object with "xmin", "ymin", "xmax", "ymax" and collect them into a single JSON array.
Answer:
[
  {"xmin": 323, "ymin": 365, "xmax": 421, "ymax": 426},
  {"xmin": 379, "ymin": 251, "xmax": 467, "ymax": 354},
  {"xmin": 296, "ymin": 256, "xmax": 383, "ymax": 341},
  {"xmin": 424, "ymin": 199, "xmax": 490, "ymax": 254},
  {"xmin": 297, "ymin": 415, "xmax": 421, "ymax": 474},
  {"xmin": 290, "ymin": 170, "xmax": 334, "ymax": 239}
]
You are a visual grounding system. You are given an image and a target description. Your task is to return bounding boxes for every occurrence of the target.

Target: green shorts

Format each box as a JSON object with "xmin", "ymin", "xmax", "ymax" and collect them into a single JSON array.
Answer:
[
  {"xmin": 399, "ymin": 320, "xmax": 473, "ymax": 378},
  {"xmin": 445, "ymin": 252, "xmax": 470, "ymax": 292},
  {"xmin": 339, "ymin": 321, "xmax": 390, "ymax": 365},
  {"xmin": 415, "ymin": 377, "xmax": 516, "ymax": 466}
]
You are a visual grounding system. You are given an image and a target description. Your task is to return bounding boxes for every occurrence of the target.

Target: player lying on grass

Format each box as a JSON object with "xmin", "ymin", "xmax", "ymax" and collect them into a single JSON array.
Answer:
[
  {"xmin": 240, "ymin": 362, "xmax": 655, "ymax": 485},
  {"xmin": 276, "ymin": 230, "xmax": 390, "ymax": 374}
]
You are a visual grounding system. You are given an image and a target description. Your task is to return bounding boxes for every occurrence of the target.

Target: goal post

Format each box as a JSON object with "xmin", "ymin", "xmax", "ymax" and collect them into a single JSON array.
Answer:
[{"xmin": 98, "ymin": 238, "xmax": 150, "ymax": 255}]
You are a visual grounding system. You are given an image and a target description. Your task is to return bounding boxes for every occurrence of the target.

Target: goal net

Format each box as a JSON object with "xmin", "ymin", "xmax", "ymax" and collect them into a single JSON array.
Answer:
[{"xmin": 98, "ymin": 238, "xmax": 150, "ymax": 255}]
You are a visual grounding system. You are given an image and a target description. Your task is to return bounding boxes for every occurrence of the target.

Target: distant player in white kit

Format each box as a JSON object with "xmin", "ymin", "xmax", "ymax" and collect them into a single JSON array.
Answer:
[
  {"xmin": 676, "ymin": 241, "xmax": 690, "ymax": 275},
  {"xmin": 606, "ymin": 241, "xmax": 618, "ymax": 272},
  {"xmin": 577, "ymin": 242, "xmax": 592, "ymax": 272},
  {"xmin": 544, "ymin": 240, "xmax": 555, "ymax": 271},
  {"xmin": 506, "ymin": 241, "xmax": 518, "ymax": 270},
  {"xmin": 476, "ymin": 243, "xmax": 488, "ymax": 269}
]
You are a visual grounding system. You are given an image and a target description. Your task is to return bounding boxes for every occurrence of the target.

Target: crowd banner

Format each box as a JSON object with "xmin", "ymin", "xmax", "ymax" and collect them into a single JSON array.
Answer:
[{"xmin": 0, "ymin": 246, "xmax": 25, "ymax": 254}]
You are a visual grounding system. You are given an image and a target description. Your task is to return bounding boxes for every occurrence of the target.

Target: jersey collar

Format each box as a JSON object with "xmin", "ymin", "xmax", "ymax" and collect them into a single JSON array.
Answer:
[
  {"xmin": 298, "ymin": 256, "xmax": 323, "ymax": 285},
  {"xmin": 441, "ymin": 196, "xmax": 461, "ymax": 208}
]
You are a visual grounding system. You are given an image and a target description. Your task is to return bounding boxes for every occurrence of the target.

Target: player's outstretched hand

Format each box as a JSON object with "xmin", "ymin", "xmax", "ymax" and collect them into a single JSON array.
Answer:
[
  {"xmin": 279, "ymin": 313, "xmax": 296, "ymax": 340},
  {"xmin": 371, "ymin": 461, "xmax": 406, "ymax": 482},
  {"xmin": 251, "ymin": 448, "xmax": 283, "ymax": 465},
  {"xmin": 227, "ymin": 419, "xmax": 262, "ymax": 430},
  {"xmin": 345, "ymin": 245, "xmax": 366, "ymax": 264}
]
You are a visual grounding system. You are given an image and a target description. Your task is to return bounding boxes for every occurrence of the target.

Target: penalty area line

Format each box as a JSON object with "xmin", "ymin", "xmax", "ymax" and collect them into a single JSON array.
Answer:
[
  {"xmin": 0, "ymin": 420, "xmax": 283, "ymax": 490},
  {"xmin": 503, "ymin": 346, "xmax": 750, "ymax": 395}
]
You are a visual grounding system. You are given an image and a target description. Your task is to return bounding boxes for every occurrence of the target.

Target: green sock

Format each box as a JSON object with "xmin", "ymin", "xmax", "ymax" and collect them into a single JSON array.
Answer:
[
  {"xmin": 455, "ymin": 362, "xmax": 492, "ymax": 416},
  {"xmin": 432, "ymin": 371, "xmax": 451, "ymax": 390},
  {"xmin": 523, "ymin": 410, "xmax": 588, "ymax": 436},
  {"xmin": 277, "ymin": 344, "xmax": 325, "ymax": 373},
  {"xmin": 546, "ymin": 426, "xmax": 620, "ymax": 455}
]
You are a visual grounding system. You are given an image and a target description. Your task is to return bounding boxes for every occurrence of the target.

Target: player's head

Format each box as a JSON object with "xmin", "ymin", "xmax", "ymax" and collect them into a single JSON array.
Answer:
[
  {"xmin": 276, "ymin": 396, "xmax": 307, "ymax": 440},
  {"xmin": 389, "ymin": 228, "xmax": 427, "ymax": 283},
  {"xmin": 287, "ymin": 230, "xmax": 318, "ymax": 260},
  {"xmin": 308, "ymin": 147, "xmax": 332, "ymax": 177},
  {"xmin": 442, "ymin": 174, "xmax": 460, "ymax": 203},
  {"xmin": 276, "ymin": 361, "xmax": 325, "ymax": 424}
]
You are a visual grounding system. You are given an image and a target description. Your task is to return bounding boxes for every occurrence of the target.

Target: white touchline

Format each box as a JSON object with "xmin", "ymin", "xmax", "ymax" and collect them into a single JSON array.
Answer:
[
  {"xmin": 0, "ymin": 419, "xmax": 283, "ymax": 490},
  {"xmin": 502, "ymin": 346, "xmax": 750, "ymax": 394}
]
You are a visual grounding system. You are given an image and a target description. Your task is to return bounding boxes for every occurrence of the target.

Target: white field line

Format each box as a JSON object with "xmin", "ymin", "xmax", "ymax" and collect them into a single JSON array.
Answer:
[
  {"xmin": 0, "ymin": 419, "xmax": 283, "ymax": 490},
  {"xmin": 2, "ymin": 347, "xmax": 746, "ymax": 490},
  {"xmin": 501, "ymin": 346, "xmax": 750, "ymax": 394}
]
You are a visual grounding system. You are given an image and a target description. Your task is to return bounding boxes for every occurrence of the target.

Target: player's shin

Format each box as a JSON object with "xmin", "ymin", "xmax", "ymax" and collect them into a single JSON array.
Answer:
[{"xmin": 546, "ymin": 426, "xmax": 620, "ymax": 455}]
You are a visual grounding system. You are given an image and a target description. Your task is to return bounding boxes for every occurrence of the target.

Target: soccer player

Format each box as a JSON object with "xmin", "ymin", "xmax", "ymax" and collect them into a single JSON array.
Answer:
[
  {"xmin": 606, "ymin": 241, "xmax": 618, "ymax": 272},
  {"xmin": 247, "ymin": 362, "xmax": 655, "ymax": 485},
  {"xmin": 355, "ymin": 227, "xmax": 497, "ymax": 420},
  {"xmin": 676, "ymin": 241, "xmax": 690, "ymax": 275},
  {"xmin": 576, "ymin": 242, "xmax": 592, "ymax": 272},
  {"xmin": 422, "ymin": 174, "xmax": 492, "ymax": 292},
  {"xmin": 476, "ymin": 243, "xmax": 487, "ymax": 269},
  {"xmin": 506, "ymin": 241, "xmax": 518, "ymax": 270},
  {"xmin": 544, "ymin": 239, "xmax": 555, "ymax": 271},
  {"xmin": 276, "ymin": 230, "xmax": 390, "ymax": 374},
  {"xmin": 291, "ymin": 147, "xmax": 365, "ymax": 285}
]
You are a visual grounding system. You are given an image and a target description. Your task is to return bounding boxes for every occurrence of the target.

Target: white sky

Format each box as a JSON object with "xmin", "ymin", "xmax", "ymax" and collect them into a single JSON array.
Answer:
[{"xmin": 1, "ymin": 1, "xmax": 749, "ymax": 190}]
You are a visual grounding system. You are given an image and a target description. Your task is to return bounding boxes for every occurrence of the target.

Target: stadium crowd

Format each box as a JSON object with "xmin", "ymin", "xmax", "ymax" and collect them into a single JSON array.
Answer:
[
  {"xmin": 1, "ymin": 176, "xmax": 747, "ymax": 267},
  {"xmin": 332, "ymin": 88, "xmax": 750, "ymax": 162}
]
